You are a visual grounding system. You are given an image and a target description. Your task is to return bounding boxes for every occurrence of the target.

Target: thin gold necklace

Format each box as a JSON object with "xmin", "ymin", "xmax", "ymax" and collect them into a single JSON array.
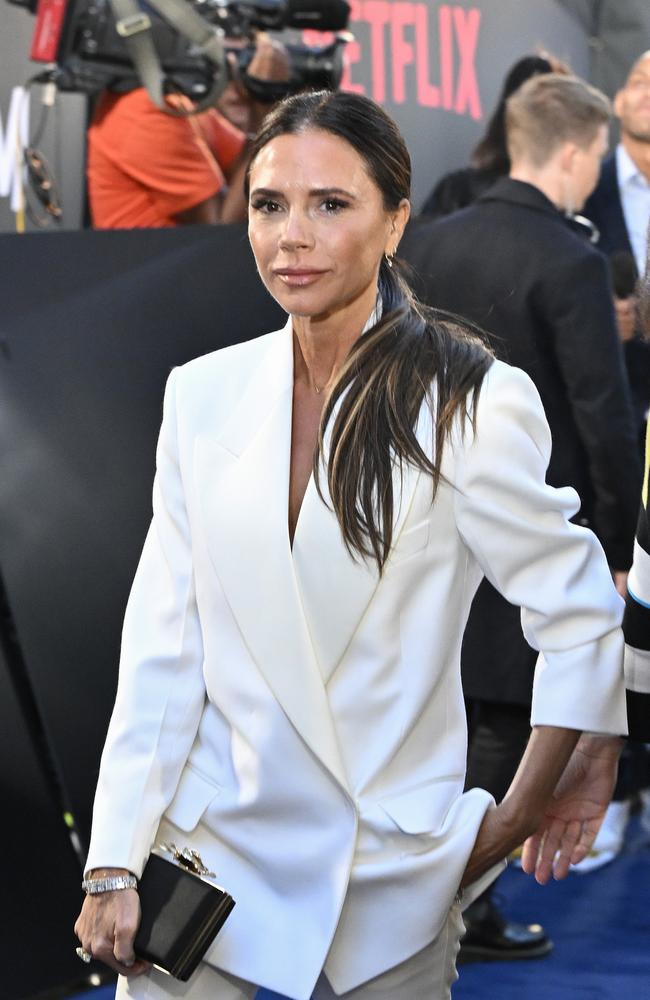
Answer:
[
  {"xmin": 309, "ymin": 370, "xmax": 331, "ymax": 394},
  {"xmin": 302, "ymin": 356, "xmax": 333, "ymax": 394}
]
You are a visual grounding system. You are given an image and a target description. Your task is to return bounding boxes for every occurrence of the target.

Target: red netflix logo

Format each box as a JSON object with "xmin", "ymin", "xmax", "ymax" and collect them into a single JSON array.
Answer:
[{"xmin": 304, "ymin": 2, "xmax": 482, "ymax": 120}]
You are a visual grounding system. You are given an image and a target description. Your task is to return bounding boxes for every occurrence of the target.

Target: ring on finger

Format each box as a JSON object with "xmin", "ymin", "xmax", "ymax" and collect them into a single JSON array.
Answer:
[{"xmin": 76, "ymin": 946, "xmax": 92, "ymax": 963}]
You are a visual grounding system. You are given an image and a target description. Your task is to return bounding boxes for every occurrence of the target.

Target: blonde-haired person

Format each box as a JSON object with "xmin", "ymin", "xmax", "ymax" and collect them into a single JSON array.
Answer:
[
  {"xmin": 76, "ymin": 90, "xmax": 628, "ymax": 999},
  {"xmin": 505, "ymin": 72, "xmax": 611, "ymax": 181},
  {"xmin": 421, "ymin": 50, "xmax": 570, "ymax": 218}
]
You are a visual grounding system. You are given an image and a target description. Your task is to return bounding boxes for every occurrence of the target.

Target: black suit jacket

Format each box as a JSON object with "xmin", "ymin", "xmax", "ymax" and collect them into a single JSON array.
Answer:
[
  {"xmin": 401, "ymin": 177, "xmax": 641, "ymax": 703},
  {"xmin": 583, "ymin": 153, "xmax": 635, "ymax": 268},
  {"xmin": 420, "ymin": 166, "xmax": 501, "ymax": 219}
]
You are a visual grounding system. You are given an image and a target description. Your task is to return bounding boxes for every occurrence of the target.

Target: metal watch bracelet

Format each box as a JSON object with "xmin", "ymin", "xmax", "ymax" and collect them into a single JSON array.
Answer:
[{"xmin": 81, "ymin": 874, "xmax": 138, "ymax": 894}]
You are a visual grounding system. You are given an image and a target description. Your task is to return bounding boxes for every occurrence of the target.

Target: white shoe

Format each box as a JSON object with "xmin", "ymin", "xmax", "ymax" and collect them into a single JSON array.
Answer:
[{"xmin": 572, "ymin": 799, "xmax": 631, "ymax": 873}]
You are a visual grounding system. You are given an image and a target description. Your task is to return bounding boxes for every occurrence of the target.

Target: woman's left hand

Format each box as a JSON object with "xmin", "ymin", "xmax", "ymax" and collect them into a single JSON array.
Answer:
[
  {"xmin": 521, "ymin": 733, "xmax": 623, "ymax": 884},
  {"xmin": 460, "ymin": 726, "xmax": 622, "ymax": 889}
]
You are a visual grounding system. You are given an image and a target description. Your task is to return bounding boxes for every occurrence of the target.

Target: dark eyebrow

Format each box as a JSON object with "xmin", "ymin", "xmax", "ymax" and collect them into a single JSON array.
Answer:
[
  {"xmin": 249, "ymin": 188, "xmax": 283, "ymax": 199},
  {"xmin": 249, "ymin": 186, "xmax": 358, "ymax": 200},
  {"xmin": 310, "ymin": 188, "xmax": 357, "ymax": 200}
]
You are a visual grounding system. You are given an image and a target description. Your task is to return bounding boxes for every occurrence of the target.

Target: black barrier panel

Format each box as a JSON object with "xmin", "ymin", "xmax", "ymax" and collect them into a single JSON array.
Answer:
[
  {"xmin": 0, "ymin": 584, "xmax": 101, "ymax": 1000},
  {"xmin": 0, "ymin": 226, "xmax": 285, "ymax": 849}
]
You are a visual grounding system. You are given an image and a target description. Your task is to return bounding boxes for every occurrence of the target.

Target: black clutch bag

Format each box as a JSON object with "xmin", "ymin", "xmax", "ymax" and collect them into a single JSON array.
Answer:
[{"xmin": 134, "ymin": 842, "xmax": 235, "ymax": 982}]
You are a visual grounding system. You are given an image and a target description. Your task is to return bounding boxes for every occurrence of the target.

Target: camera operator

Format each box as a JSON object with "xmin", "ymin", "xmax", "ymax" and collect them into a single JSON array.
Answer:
[{"xmin": 86, "ymin": 32, "xmax": 289, "ymax": 228}]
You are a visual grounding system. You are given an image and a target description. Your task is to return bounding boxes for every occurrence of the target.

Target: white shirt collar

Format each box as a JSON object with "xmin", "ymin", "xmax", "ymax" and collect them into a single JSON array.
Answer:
[
  {"xmin": 363, "ymin": 296, "xmax": 383, "ymax": 332},
  {"xmin": 617, "ymin": 143, "xmax": 650, "ymax": 188}
]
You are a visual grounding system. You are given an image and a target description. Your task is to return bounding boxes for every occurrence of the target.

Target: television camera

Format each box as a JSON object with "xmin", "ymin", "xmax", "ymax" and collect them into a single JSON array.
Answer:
[{"xmin": 12, "ymin": 0, "xmax": 351, "ymax": 111}]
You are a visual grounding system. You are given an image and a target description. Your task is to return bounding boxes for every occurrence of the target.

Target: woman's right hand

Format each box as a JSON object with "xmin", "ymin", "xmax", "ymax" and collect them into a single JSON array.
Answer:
[{"xmin": 74, "ymin": 868, "xmax": 151, "ymax": 976}]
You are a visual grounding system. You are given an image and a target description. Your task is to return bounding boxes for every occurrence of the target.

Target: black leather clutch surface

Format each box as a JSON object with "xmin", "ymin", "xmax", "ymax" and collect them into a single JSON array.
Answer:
[{"xmin": 134, "ymin": 843, "xmax": 235, "ymax": 982}]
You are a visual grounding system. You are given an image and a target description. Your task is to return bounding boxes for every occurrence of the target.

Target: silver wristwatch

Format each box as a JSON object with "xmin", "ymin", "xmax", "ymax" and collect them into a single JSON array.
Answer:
[{"xmin": 81, "ymin": 874, "xmax": 138, "ymax": 894}]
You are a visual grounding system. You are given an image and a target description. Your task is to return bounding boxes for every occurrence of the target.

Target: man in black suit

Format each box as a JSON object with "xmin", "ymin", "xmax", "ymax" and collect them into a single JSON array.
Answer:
[
  {"xmin": 584, "ymin": 50, "xmax": 650, "ymax": 276},
  {"xmin": 402, "ymin": 73, "xmax": 641, "ymax": 962}
]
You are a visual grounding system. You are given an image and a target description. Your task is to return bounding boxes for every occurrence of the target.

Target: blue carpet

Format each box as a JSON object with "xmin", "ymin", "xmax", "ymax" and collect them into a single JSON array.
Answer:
[
  {"xmin": 453, "ymin": 815, "xmax": 650, "ymax": 1000},
  {"xmin": 69, "ymin": 818, "xmax": 650, "ymax": 1000}
]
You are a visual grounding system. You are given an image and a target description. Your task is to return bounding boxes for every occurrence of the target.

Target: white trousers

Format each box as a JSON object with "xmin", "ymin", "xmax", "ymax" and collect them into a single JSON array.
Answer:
[{"xmin": 116, "ymin": 903, "xmax": 464, "ymax": 1000}]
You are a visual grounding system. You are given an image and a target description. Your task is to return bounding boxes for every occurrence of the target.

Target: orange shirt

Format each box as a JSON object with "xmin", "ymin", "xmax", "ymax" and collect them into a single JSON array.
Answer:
[{"xmin": 87, "ymin": 89, "xmax": 246, "ymax": 229}]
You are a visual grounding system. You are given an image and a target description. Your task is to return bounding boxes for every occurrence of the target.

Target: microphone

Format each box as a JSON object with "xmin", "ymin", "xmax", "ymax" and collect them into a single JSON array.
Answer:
[
  {"xmin": 285, "ymin": 0, "xmax": 350, "ymax": 31},
  {"xmin": 609, "ymin": 251, "xmax": 638, "ymax": 300}
]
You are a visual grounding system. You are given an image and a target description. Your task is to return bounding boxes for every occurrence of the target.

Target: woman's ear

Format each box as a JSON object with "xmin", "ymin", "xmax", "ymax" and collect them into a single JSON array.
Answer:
[{"xmin": 388, "ymin": 199, "xmax": 411, "ymax": 255}]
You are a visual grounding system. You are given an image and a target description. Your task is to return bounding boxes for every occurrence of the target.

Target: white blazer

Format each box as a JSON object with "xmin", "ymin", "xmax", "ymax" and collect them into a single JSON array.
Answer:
[{"xmin": 86, "ymin": 319, "xmax": 627, "ymax": 1000}]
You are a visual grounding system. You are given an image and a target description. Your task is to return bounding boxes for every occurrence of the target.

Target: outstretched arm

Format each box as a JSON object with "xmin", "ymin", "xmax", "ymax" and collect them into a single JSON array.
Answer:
[{"xmin": 454, "ymin": 364, "xmax": 629, "ymax": 888}]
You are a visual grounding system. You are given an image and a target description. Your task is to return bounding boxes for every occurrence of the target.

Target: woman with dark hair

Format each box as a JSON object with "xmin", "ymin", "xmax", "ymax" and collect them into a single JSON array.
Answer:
[
  {"xmin": 75, "ymin": 90, "xmax": 626, "ymax": 999},
  {"xmin": 420, "ymin": 52, "xmax": 567, "ymax": 217}
]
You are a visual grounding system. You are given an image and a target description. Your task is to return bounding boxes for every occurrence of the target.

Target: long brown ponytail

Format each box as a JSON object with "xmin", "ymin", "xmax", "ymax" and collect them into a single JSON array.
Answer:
[
  {"xmin": 246, "ymin": 91, "xmax": 493, "ymax": 572},
  {"xmin": 318, "ymin": 258, "xmax": 492, "ymax": 571}
]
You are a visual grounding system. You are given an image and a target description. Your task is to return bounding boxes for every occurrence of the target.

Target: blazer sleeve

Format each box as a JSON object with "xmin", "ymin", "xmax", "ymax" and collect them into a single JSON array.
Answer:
[
  {"xmin": 623, "ymin": 422, "xmax": 650, "ymax": 740},
  {"xmin": 85, "ymin": 367, "xmax": 207, "ymax": 877},
  {"xmin": 538, "ymin": 249, "xmax": 641, "ymax": 570},
  {"xmin": 454, "ymin": 361, "xmax": 628, "ymax": 736}
]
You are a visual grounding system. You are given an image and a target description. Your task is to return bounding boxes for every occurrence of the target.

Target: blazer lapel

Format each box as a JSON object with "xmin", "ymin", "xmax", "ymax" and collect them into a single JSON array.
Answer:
[{"xmin": 196, "ymin": 321, "xmax": 349, "ymax": 791}]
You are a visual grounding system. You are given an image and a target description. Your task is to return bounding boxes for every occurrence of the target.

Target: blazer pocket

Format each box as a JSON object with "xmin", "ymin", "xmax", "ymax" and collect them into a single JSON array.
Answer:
[
  {"xmin": 389, "ymin": 520, "xmax": 430, "ymax": 565},
  {"xmin": 164, "ymin": 764, "xmax": 222, "ymax": 833},
  {"xmin": 378, "ymin": 774, "xmax": 464, "ymax": 835}
]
